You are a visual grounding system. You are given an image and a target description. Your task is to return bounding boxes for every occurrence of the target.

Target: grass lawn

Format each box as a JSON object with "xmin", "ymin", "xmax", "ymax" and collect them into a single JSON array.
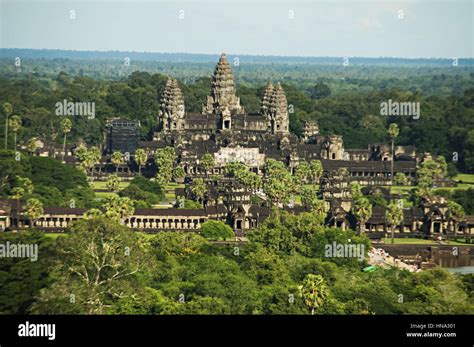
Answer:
[
  {"xmin": 388, "ymin": 186, "xmax": 412, "ymax": 194},
  {"xmin": 95, "ymin": 191, "xmax": 118, "ymax": 199},
  {"xmin": 455, "ymin": 173, "xmax": 474, "ymax": 184},
  {"xmin": 380, "ymin": 237, "xmax": 471, "ymax": 246},
  {"xmin": 90, "ymin": 181, "xmax": 130, "ymax": 190},
  {"xmin": 44, "ymin": 233, "xmax": 67, "ymax": 239}
]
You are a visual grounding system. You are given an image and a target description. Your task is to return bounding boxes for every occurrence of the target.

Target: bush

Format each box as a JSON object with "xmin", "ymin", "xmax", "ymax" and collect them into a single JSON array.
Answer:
[
  {"xmin": 200, "ymin": 220, "xmax": 234, "ymax": 241},
  {"xmin": 119, "ymin": 184, "xmax": 161, "ymax": 208}
]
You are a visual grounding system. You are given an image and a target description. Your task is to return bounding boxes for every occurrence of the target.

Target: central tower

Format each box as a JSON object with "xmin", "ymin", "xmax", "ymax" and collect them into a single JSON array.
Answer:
[{"xmin": 203, "ymin": 53, "xmax": 243, "ymax": 129}]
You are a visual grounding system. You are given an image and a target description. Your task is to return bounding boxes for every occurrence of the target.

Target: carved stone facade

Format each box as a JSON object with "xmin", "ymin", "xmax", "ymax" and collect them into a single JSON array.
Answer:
[
  {"xmin": 159, "ymin": 78, "xmax": 186, "ymax": 132},
  {"xmin": 151, "ymin": 53, "xmax": 350, "ymax": 175}
]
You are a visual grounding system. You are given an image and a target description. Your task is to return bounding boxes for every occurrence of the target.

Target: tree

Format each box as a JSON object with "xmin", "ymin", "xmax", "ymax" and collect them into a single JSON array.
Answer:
[
  {"xmin": 84, "ymin": 147, "xmax": 101, "ymax": 180},
  {"xmin": 200, "ymin": 220, "xmax": 234, "ymax": 240},
  {"xmin": 83, "ymin": 208, "xmax": 103, "ymax": 219},
  {"xmin": 300, "ymin": 186, "xmax": 325, "ymax": 215},
  {"xmin": 264, "ymin": 172, "xmax": 293, "ymax": 207},
  {"xmin": 299, "ymin": 274, "xmax": 330, "ymax": 315},
  {"xmin": 386, "ymin": 202, "xmax": 403, "ymax": 244},
  {"xmin": 308, "ymin": 160, "xmax": 323, "ymax": 184},
  {"xmin": 9, "ymin": 176, "xmax": 34, "ymax": 228},
  {"xmin": 8, "ymin": 115, "xmax": 21, "ymax": 153},
  {"xmin": 106, "ymin": 174, "xmax": 121, "ymax": 193},
  {"xmin": 350, "ymin": 182, "xmax": 363, "ymax": 200},
  {"xmin": 418, "ymin": 157, "xmax": 448, "ymax": 189},
  {"xmin": 191, "ymin": 178, "xmax": 206, "ymax": 204},
  {"xmin": 172, "ymin": 166, "xmax": 186, "ymax": 183},
  {"xmin": 111, "ymin": 151, "xmax": 124, "ymax": 174},
  {"xmin": 134, "ymin": 149, "xmax": 147, "ymax": 176},
  {"xmin": 31, "ymin": 217, "xmax": 151, "ymax": 314},
  {"xmin": 294, "ymin": 162, "xmax": 310, "ymax": 184},
  {"xmin": 309, "ymin": 83, "xmax": 331, "ymax": 99},
  {"xmin": 24, "ymin": 198, "xmax": 44, "ymax": 228},
  {"xmin": 154, "ymin": 147, "xmax": 175, "ymax": 184},
  {"xmin": 447, "ymin": 201, "xmax": 465, "ymax": 234},
  {"xmin": 393, "ymin": 172, "xmax": 408, "ymax": 186},
  {"xmin": 0, "ymin": 232, "xmax": 53, "ymax": 314},
  {"xmin": 200, "ymin": 153, "xmax": 215, "ymax": 177},
  {"xmin": 3, "ymin": 102, "xmax": 13, "ymax": 150},
  {"xmin": 387, "ymin": 123, "xmax": 399, "ymax": 185},
  {"xmin": 60, "ymin": 118, "xmax": 72, "ymax": 161},
  {"xmin": 352, "ymin": 197, "xmax": 373, "ymax": 235},
  {"xmin": 26, "ymin": 138, "xmax": 38, "ymax": 155},
  {"xmin": 102, "ymin": 196, "xmax": 135, "ymax": 225}
]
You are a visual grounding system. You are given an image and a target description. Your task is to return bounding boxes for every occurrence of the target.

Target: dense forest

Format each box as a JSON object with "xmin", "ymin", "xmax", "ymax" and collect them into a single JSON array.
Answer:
[{"xmin": 1, "ymin": 215, "xmax": 473, "ymax": 315}]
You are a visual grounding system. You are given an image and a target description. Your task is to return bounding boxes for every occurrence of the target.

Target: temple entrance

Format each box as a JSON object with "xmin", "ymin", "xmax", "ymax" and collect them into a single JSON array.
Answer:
[{"xmin": 223, "ymin": 120, "xmax": 230, "ymax": 129}]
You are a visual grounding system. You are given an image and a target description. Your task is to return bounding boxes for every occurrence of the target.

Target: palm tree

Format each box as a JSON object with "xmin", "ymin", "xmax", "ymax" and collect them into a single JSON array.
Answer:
[
  {"xmin": 60, "ymin": 118, "xmax": 72, "ymax": 161},
  {"xmin": 87, "ymin": 147, "xmax": 101, "ymax": 181},
  {"xmin": 25, "ymin": 198, "xmax": 44, "ymax": 229},
  {"xmin": 106, "ymin": 174, "xmax": 121, "ymax": 193},
  {"xmin": 26, "ymin": 138, "xmax": 38, "ymax": 156},
  {"xmin": 447, "ymin": 201, "xmax": 465, "ymax": 234},
  {"xmin": 134, "ymin": 148, "xmax": 147, "ymax": 175},
  {"xmin": 8, "ymin": 115, "xmax": 21, "ymax": 153},
  {"xmin": 3, "ymin": 102, "xmax": 13, "ymax": 149},
  {"xmin": 312, "ymin": 199, "xmax": 328, "ymax": 223},
  {"xmin": 299, "ymin": 274, "xmax": 329, "ymax": 315},
  {"xmin": 9, "ymin": 176, "xmax": 34, "ymax": 228},
  {"xmin": 201, "ymin": 153, "xmax": 215, "ymax": 177},
  {"xmin": 352, "ymin": 197, "xmax": 373, "ymax": 235},
  {"xmin": 172, "ymin": 166, "xmax": 186, "ymax": 183},
  {"xmin": 191, "ymin": 178, "xmax": 207, "ymax": 205},
  {"xmin": 387, "ymin": 123, "xmax": 400, "ymax": 185},
  {"xmin": 154, "ymin": 147, "xmax": 175, "ymax": 183},
  {"xmin": 111, "ymin": 151, "xmax": 124, "ymax": 174},
  {"xmin": 309, "ymin": 160, "xmax": 323, "ymax": 184},
  {"xmin": 386, "ymin": 202, "xmax": 403, "ymax": 244}
]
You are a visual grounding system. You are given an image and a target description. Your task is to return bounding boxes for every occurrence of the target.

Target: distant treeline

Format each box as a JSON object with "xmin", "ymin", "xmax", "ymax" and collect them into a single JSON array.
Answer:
[{"xmin": 1, "ymin": 48, "xmax": 473, "ymax": 65}]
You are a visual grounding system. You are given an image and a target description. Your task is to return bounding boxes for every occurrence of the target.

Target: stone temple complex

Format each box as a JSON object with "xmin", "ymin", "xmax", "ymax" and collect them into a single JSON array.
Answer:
[
  {"xmin": 1, "ymin": 53, "xmax": 472, "ymax": 241},
  {"xmin": 141, "ymin": 53, "xmax": 415, "ymax": 181}
]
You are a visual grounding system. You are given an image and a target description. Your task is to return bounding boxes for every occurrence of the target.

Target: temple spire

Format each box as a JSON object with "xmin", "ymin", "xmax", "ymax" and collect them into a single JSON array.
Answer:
[
  {"xmin": 267, "ymin": 82, "xmax": 289, "ymax": 134},
  {"xmin": 203, "ymin": 53, "xmax": 243, "ymax": 115},
  {"xmin": 159, "ymin": 78, "xmax": 185, "ymax": 132}
]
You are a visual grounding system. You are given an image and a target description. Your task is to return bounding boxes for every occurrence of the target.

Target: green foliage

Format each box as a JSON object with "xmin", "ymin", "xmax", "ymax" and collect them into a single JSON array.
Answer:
[
  {"xmin": 200, "ymin": 220, "xmax": 234, "ymax": 241},
  {"xmin": 393, "ymin": 172, "xmax": 409, "ymax": 186},
  {"xmin": 0, "ymin": 232, "xmax": 54, "ymax": 314},
  {"xmin": 30, "ymin": 217, "xmax": 152, "ymax": 314},
  {"xmin": 30, "ymin": 156, "xmax": 89, "ymax": 193},
  {"xmin": 1, "ymin": 215, "xmax": 472, "ymax": 315},
  {"xmin": 119, "ymin": 176, "xmax": 164, "ymax": 208}
]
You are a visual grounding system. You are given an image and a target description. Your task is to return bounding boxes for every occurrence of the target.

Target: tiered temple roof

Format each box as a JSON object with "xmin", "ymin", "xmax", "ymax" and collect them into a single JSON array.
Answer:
[{"xmin": 203, "ymin": 53, "xmax": 243, "ymax": 115}]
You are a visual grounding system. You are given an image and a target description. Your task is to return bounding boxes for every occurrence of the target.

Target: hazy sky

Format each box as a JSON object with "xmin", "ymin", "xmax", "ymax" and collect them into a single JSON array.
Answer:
[{"xmin": 1, "ymin": 0, "xmax": 472, "ymax": 58}]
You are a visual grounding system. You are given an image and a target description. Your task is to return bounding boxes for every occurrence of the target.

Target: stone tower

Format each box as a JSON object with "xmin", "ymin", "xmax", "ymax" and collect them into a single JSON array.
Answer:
[
  {"xmin": 321, "ymin": 135, "xmax": 344, "ymax": 160},
  {"xmin": 302, "ymin": 121, "xmax": 319, "ymax": 143},
  {"xmin": 260, "ymin": 81, "xmax": 274, "ymax": 130},
  {"xmin": 268, "ymin": 83, "xmax": 289, "ymax": 134},
  {"xmin": 159, "ymin": 78, "xmax": 185, "ymax": 132},
  {"xmin": 203, "ymin": 53, "xmax": 243, "ymax": 126}
]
